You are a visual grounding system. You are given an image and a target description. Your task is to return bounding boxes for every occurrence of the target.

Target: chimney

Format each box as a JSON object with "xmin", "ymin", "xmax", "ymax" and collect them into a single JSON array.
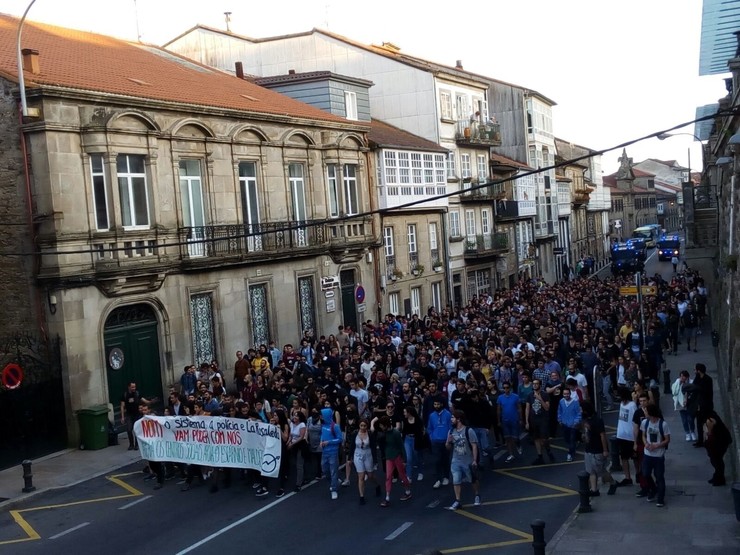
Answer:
[
  {"xmin": 22, "ymin": 48, "xmax": 40, "ymax": 75},
  {"xmin": 455, "ymin": 59, "xmax": 463, "ymax": 69},
  {"xmin": 288, "ymin": 69, "xmax": 295, "ymax": 75},
  {"xmin": 235, "ymin": 61, "xmax": 244, "ymax": 79}
]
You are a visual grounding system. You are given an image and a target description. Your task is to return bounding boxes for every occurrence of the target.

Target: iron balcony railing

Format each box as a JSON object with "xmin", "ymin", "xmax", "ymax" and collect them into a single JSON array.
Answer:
[
  {"xmin": 464, "ymin": 232, "xmax": 509, "ymax": 257},
  {"xmin": 178, "ymin": 221, "xmax": 329, "ymax": 259}
]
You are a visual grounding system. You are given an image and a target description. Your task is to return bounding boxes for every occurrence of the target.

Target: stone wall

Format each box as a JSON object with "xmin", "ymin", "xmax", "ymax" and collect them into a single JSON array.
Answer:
[{"xmin": 0, "ymin": 79, "xmax": 41, "ymax": 337}]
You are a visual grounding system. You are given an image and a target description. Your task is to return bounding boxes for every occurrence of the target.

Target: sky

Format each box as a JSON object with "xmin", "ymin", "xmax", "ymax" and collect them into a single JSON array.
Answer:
[{"xmin": 4, "ymin": 0, "xmax": 729, "ymax": 175}]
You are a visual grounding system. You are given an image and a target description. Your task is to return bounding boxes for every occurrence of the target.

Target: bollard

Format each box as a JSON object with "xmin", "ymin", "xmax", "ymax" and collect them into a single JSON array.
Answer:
[
  {"xmin": 531, "ymin": 519, "xmax": 546, "ymax": 555},
  {"xmin": 662, "ymin": 369, "xmax": 671, "ymax": 394},
  {"xmin": 22, "ymin": 460, "xmax": 36, "ymax": 493},
  {"xmin": 577, "ymin": 470, "xmax": 592, "ymax": 513},
  {"xmin": 608, "ymin": 435, "xmax": 621, "ymax": 470}
]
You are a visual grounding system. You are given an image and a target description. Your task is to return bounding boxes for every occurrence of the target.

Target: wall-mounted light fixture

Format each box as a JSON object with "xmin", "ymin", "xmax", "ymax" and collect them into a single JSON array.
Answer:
[{"xmin": 47, "ymin": 290, "xmax": 57, "ymax": 315}]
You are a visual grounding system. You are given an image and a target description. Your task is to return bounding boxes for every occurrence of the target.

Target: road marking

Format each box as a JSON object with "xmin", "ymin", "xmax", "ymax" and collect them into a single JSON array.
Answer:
[
  {"xmin": 0, "ymin": 473, "xmax": 142, "ymax": 546},
  {"xmin": 478, "ymin": 492, "xmax": 574, "ymax": 506},
  {"xmin": 441, "ymin": 538, "xmax": 531, "ymax": 553},
  {"xmin": 49, "ymin": 522, "xmax": 90, "ymax": 540},
  {"xmin": 174, "ymin": 478, "xmax": 322, "ymax": 554},
  {"xmin": 495, "ymin": 469, "xmax": 577, "ymax": 494},
  {"xmin": 426, "ymin": 499, "xmax": 440, "ymax": 508},
  {"xmin": 385, "ymin": 521, "xmax": 413, "ymax": 540},
  {"xmin": 454, "ymin": 510, "xmax": 532, "ymax": 540},
  {"xmin": 118, "ymin": 495, "xmax": 152, "ymax": 510}
]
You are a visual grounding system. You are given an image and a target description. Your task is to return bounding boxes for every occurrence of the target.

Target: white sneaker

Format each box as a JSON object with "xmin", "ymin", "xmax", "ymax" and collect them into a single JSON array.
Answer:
[
  {"xmin": 417, "ymin": 473, "xmax": 424, "ymax": 482},
  {"xmin": 433, "ymin": 480, "xmax": 441, "ymax": 489},
  {"xmin": 566, "ymin": 454, "xmax": 573, "ymax": 462},
  {"xmin": 474, "ymin": 495, "xmax": 481, "ymax": 506},
  {"xmin": 517, "ymin": 446, "xmax": 523, "ymax": 455},
  {"xmin": 331, "ymin": 491, "xmax": 338, "ymax": 500},
  {"xmin": 341, "ymin": 479, "xmax": 350, "ymax": 487},
  {"xmin": 505, "ymin": 455, "xmax": 515, "ymax": 463},
  {"xmin": 685, "ymin": 433, "xmax": 692, "ymax": 442},
  {"xmin": 691, "ymin": 432, "xmax": 697, "ymax": 441},
  {"xmin": 446, "ymin": 500, "xmax": 461, "ymax": 511},
  {"xmin": 442, "ymin": 478, "xmax": 450, "ymax": 486}
]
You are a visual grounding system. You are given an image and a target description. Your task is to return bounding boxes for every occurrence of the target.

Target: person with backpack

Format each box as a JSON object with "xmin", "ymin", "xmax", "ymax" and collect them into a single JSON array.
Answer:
[
  {"xmin": 705, "ymin": 411, "xmax": 732, "ymax": 486},
  {"xmin": 639, "ymin": 403, "xmax": 671, "ymax": 507},
  {"xmin": 681, "ymin": 305, "xmax": 699, "ymax": 352},
  {"xmin": 445, "ymin": 410, "xmax": 480, "ymax": 511}
]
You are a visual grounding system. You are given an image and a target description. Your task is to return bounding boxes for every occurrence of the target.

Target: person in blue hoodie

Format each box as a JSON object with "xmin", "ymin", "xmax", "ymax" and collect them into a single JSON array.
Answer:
[
  {"xmin": 320, "ymin": 407, "xmax": 343, "ymax": 499},
  {"xmin": 427, "ymin": 399, "xmax": 452, "ymax": 489},
  {"xmin": 557, "ymin": 387, "xmax": 583, "ymax": 462}
]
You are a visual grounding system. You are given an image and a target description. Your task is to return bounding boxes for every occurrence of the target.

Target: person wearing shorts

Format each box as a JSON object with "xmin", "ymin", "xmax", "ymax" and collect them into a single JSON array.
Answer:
[
  {"xmin": 445, "ymin": 410, "xmax": 480, "ymax": 511},
  {"xmin": 616, "ymin": 387, "xmax": 638, "ymax": 486},
  {"xmin": 349, "ymin": 418, "xmax": 381, "ymax": 505},
  {"xmin": 526, "ymin": 378, "xmax": 554, "ymax": 465},
  {"xmin": 497, "ymin": 382, "xmax": 521, "ymax": 463},
  {"xmin": 581, "ymin": 401, "xmax": 615, "ymax": 495}
]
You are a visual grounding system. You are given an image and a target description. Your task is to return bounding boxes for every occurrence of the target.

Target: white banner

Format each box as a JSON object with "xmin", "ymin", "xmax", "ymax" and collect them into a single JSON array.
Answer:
[{"xmin": 133, "ymin": 415, "xmax": 282, "ymax": 478}]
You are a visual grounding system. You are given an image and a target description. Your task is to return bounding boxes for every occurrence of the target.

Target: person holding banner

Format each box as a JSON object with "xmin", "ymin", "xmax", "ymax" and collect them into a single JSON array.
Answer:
[{"xmin": 320, "ymin": 407, "xmax": 343, "ymax": 500}]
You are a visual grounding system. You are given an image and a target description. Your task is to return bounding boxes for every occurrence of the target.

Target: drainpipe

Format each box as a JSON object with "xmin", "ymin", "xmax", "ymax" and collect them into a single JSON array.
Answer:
[{"xmin": 441, "ymin": 207, "xmax": 452, "ymax": 309}]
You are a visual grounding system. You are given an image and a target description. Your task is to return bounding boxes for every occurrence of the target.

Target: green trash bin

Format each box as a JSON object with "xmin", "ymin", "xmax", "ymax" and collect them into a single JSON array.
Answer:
[{"xmin": 77, "ymin": 405, "xmax": 110, "ymax": 450}]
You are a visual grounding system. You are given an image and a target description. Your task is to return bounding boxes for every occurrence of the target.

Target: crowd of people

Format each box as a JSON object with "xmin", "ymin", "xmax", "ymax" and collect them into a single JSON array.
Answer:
[{"xmin": 126, "ymin": 260, "xmax": 730, "ymax": 509}]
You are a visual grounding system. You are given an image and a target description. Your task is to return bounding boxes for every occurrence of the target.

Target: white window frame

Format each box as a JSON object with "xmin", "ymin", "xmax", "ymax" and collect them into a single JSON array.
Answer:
[
  {"xmin": 383, "ymin": 227, "xmax": 394, "ymax": 257},
  {"xmin": 461, "ymin": 153, "xmax": 472, "ymax": 180},
  {"xmin": 327, "ymin": 164, "xmax": 339, "ymax": 218},
  {"xmin": 440, "ymin": 90, "xmax": 453, "ymax": 120},
  {"xmin": 343, "ymin": 164, "xmax": 359, "ymax": 215},
  {"xmin": 465, "ymin": 209, "xmax": 476, "ymax": 240},
  {"xmin": 384, "ymin": 151, "xmax": 398, "ymax": 185},
  {"xmin": 410, "ymin": 287, "xmax": 421, "ymax": 316},
  {"xmin": 117, "ymin": 154, "xmax": 150, "ymax": 229},
  {"xmin": 90, "ymin": 154, "xmax": 109, "ymax": 231},
  {"xmin": 288, "ymin": 163, "xmax": 307, "ymax": 222},
  {"xmin": 344, "ymin": 90, "xmax": 358, "ymax": 120},
  {"xmin": 447, "ymin": 152, "xmax": 457, "ymax": 179},
  {"xmin": 389, "ymin": 292, "xmax": 400, "ymax": 316},
  {"xmin": 431, "ymin": 282, "xmax": 442, "ymax": 311},
  {"xmin": 449, "ymin": 211, "xmax": 461, "ymax": 237},
  {"xmin": 429, "ymin": 222, "xmax": 438, "ymax": 251},
  {"xmin": 477, "ymin": 154, "xmax": 487, "ymax": 182},
  {"xmin": 407, "ymin": 224, "xmax": 417, "ymax": 254},
  {"xmin": 179, "ymin": 160, "xmax": 205, "ymax": 228},
  {"xmin": 481, "ymin": 209, "xmax": 490, "ymax": 234}
]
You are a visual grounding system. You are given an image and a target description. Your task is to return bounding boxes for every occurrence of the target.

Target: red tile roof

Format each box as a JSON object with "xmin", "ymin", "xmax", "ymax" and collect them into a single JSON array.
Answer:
[
  {"xmin": 368, "ymin": 120, "xmax": 447, "ymax": 152},
  {"xmin": 490, "ymin": 153, "xmax": 534, "ymax": 171},
  {"xmin": 0, "ymin": 14, "xmax": 353, "ymax": 126}
]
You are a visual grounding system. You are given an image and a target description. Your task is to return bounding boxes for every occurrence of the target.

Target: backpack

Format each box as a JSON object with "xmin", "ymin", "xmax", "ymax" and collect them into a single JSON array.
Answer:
[{"xmin": 641, "ymin": 418, "xmax": 668, "ymax": 450}]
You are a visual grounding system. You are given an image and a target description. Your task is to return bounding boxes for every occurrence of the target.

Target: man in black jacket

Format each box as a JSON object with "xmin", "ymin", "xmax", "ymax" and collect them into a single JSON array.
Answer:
[{"xmin": 687, "ymin": 363, "xmax": 713, "ymax": 447}]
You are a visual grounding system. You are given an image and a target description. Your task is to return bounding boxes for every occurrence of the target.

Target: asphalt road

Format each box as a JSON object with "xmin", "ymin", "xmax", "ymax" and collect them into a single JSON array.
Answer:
[{"xmin": 0, "ymin": 249, "xmax": 678, "ymax": 555}]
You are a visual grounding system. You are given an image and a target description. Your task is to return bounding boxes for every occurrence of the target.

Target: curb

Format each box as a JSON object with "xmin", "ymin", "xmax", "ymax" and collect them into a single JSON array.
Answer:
[{"xmin": 545, "ymin": 503, "xmax": 580, "ymax": 554}]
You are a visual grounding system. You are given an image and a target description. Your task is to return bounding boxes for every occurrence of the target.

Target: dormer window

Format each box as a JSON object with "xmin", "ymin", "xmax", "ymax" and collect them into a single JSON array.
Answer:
[{"xmin": 344, "ymin": 91, "xmax": 358, "ymax": 120}]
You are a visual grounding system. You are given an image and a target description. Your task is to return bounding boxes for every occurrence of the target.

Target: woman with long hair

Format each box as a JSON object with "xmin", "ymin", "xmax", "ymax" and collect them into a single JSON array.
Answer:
[{"xmin": 349, "ymin": 418, "xmax": 381, "ymax": 504}]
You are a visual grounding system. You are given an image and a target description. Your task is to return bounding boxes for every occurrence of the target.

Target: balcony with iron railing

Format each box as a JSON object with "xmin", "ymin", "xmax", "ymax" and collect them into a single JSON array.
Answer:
[
  {"xmin": 455, "ymin": 119, "xmax": 502, "ymax": 147},
  {"xmin": 463, "ymin": 232, "xmax": 509, "ymax": 259},
  {"xmin": 460, "ymin": 180, "xmax": 506, "ymax": 202},
  {"xmin": 178, "ymin": 220, "xmax": 330, "ymax": 264}
]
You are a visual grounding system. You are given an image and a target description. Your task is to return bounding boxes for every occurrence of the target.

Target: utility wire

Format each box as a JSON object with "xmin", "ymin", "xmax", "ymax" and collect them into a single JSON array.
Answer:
[{"xmin": 0, "ymin": 107, "xmax": 734, "ymax": 258}]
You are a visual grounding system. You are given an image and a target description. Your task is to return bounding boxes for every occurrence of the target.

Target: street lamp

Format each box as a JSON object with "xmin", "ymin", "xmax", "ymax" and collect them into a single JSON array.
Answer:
[{"xmin": 16, "ymin": 0, "xmax": 38, "ymax": 117}]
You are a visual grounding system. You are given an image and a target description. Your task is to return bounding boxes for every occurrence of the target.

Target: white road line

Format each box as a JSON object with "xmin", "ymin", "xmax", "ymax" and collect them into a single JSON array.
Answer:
[
  {"xmin": 426, "ymin": 500, "xmax": 440, "ymax": 508},
  {"xmin": 118, "ymin": 495, "xmax": 152, "ymax": 510},
  {"xmin": 385, "ymin": 521, "xmax": 413, "ymax": 541},
  {"xmin": 49, "ymin": 522, "xmax": 90, "ymax": 540},
  {"xmin": 175, "ymin": 477, "xmax": 322, "ymax": 555}
]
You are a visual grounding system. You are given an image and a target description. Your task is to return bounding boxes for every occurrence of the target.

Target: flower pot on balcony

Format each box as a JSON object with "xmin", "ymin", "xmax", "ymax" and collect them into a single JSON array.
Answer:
[
  {"xmin": 463, "ymin": 127, "xmax": 471, "ymax": 138},
  {"xmin": 433, "ymin": 265, "xmax": 443, "ymax": 272},
  {"xmin": 411, "ymin": 269, "xmax": 420, "ymax": 276}
]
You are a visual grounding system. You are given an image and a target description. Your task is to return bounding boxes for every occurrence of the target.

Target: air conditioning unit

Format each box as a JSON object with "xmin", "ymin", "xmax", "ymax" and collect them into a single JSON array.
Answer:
[
  {"xmin": 321, "ymin": 275, "xmax": 340, "ymax": 290},
  {"xmin": 366, "ymin": 251, "xmax": 373, "ymax": 264}
]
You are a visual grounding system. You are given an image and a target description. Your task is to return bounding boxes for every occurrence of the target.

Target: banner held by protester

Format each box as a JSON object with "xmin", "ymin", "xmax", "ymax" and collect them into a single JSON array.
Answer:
[{"xmin": 134, "ymin": 415, "xmax": 282, "ymax": 477}]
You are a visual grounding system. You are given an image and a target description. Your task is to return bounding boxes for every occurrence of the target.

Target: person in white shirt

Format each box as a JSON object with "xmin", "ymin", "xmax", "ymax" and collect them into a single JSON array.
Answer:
[
  {"xmin": 349, "ymin": 380, "xmax": 370, "ymax": 418},
  {"xmin": 639, "ymin": 404, "xmax": 670, "ymax": 507},
  {"xmin": 615, "ymin": 387, "xmax": 638, "ymax": 486},
  {"xmin": 360, "ymin": 354, "xmax": 376, "ymax": 383}
]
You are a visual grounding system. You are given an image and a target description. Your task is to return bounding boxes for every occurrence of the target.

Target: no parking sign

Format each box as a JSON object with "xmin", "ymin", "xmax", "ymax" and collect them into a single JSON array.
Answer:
[{"xmin": 1, "ymin": 363, "xmax": 24, "ymax": 390}]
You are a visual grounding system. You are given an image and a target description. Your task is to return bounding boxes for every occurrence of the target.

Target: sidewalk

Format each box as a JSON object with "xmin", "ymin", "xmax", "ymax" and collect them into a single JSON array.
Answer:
[
  {"xmin": 0, "ymin": 438, "xmax": 140, "ymax": 509},
  {"xmin": 547, "ymin": 326, "xmax": 740, "ymax": 554}
]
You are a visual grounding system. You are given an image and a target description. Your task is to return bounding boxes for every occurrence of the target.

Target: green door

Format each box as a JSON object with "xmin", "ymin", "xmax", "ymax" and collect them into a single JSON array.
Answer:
[
  {"xmin": 340, "ymin": 269, "xmax": 358, "ymax": 333},
  {"xmin": 104, "ymin": 305, "xmax": 163, "ymax": 416}
]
